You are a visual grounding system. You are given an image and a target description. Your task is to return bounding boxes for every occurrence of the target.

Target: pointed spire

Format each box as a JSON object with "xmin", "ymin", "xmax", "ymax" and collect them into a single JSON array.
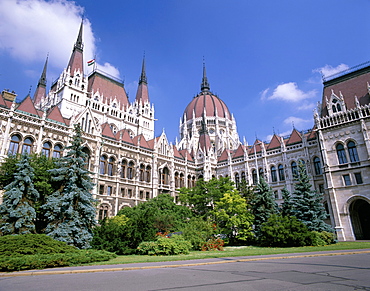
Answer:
[
  {"xmin": 34, "ymin": 55, "xmax": 48, "ymax": 107},
  {"xmin": 135, "ymin": 55, "xmax": 150, "ymax": 104},
  {"xmin": 139, "ymin": 54, "xmax": 147, "ymax": 84},
  {"xmin": 75, "ymin": 19, "xmax": 84, "ymax": 51},
  {"xmin": 67, "ymin": 19, "xmax": 84, "ymax": 76},
  {"xmin": 201, "ymin": 59, "xmax": 210, "ymax": 92}
]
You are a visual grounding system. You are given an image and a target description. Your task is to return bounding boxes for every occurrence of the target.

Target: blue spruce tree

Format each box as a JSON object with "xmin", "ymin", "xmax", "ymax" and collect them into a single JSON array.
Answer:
[
  {"xmin": 281, "ymin": 187, "xmax": 294, "ymax": 217},
  {"xmin": 0, "ymin": 154, "xmax": 39, "ymax": 235},
  {"xmin": 251, "ymin": 178, "xmax": 278, "ymax": 238},
  {"xmin": 42, "ymin": 124, "xmax": 96, "ymax": 248},
  {"xmin": 292, "ymin": 161, "xmax": 332, "ymax": 232}
]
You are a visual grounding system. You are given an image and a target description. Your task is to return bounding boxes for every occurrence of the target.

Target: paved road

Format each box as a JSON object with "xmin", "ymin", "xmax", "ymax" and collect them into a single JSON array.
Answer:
[{"xmin": 1, "ymin": 250, "xmax": 370, "ymax": 291}]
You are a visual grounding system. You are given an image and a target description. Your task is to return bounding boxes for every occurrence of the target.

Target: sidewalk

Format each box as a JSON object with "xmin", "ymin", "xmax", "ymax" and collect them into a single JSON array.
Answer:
[{"xmin": 2, "ymin": 248, "xmax": 370, "ymax": 277}]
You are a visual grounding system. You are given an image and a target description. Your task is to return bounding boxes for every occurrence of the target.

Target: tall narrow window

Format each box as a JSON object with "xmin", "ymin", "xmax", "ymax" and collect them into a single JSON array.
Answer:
[
  {"xmin": 179, "ymin": 173, "xmax": 184, "ymax": 187},
  {"xmin": 235, "ymin": 173, "xmax": 240, "ymax": 188},
  {"xmin": 100, "ymin": 155, "xmax": 107, "ymax": 175},
  {"xmin": 336, "ymin": 144, "xmax": 347, "ymax": 164},
  {"xmin": 241, "ymin": 172, "xmax": 246, "ymax": 181},
  {"xmin": 347, "ymin": 141, "xmax": 359, "ymax": 162},
  {"xmin": 42, "ymin": 142, "xmax": 51, "ymax": 157},
  {"xmin": 354, "ymin": 172, "xmax": 363, "ymax": 184},
  {"xmin": 8, "ymin": 135, "xmax": 21, "ymax": 155},
  {"xmin": 258, "ymin": 168, "xmax": 264, "ymax": 180},
  {"xmin": 121, "ymin": 160, "xmax": 127, "ymax": 178},
  {"xmin": 343, "ymin": 174, "xmax": 351, "ymax": 186},
  {"xmin": 53, "ymin": 144, "xmax": 63, "ymax": 158},
  {"xmin": 22, "ymin": 137, "xmax": 34, "ymax": 154},
  {"xmin": 162, "ymin": 167, "xmax": 170, "ymax": 185},
  {"xmin": 139, "ymin": 164, "xmax": 145, "ymax": 181},
  {"xmin": 278, "ymin": 164, "xmax": 285, "ymax": 181},
  {"xmin": 313, "ymin": 157, "xmax": 322, "ymax": 175},
  {"xmin": 145, "ymin": 166, "xmax": 151, "ymax": 182},
  {"xmin": 271, "ymin": 166, "xmax": 277, "ymax": 182},
  {"xmin": 291, "ymin": 161, "xmax": 298, "ymax": 178},
  {"xmin": 108, "ymin": 157, "xmax": 115, "ymax": 176},
  {"xmin": 252, "ymin": 169, "xmax": 258, "ymax": 185},
  {"xmin": 175, "ymin": 172, "xmax": 179, "ymax": 188},
  {"xmin": 127, "ymin": 161, "xmax": 134, "ymax": 179}
]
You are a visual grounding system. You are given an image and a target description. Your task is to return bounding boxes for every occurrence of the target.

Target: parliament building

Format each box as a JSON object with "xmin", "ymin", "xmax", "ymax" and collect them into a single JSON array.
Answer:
[{"xmin": 0, "ymin": 23, "xmax": 369, "ymax": 241}]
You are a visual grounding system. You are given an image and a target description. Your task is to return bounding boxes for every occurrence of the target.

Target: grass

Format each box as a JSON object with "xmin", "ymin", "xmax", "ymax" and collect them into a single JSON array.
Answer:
[{"xmin": 85, "ymin": 241, "xmax": 370, "ymax": 266}]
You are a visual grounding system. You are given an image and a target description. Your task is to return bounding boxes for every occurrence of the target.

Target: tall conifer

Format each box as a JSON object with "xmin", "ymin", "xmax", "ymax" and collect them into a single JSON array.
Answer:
[
  {"xmin": 292, "ymin": 161, "xmax": 332, "ymax": 232},
  {"xmin": 281, "ymin": 187, "xmax": 294, "ymax": 217},
  {"xmin": 42, "ymin": 124, "xmax": 96, "ymax": 248},
  {"xmin": 251, "ymin": 178, "xmax": 278, "ymax": 238},
  {"xmin": 0, "ymin": 155, "xmax": 39, "ymax": 235}
]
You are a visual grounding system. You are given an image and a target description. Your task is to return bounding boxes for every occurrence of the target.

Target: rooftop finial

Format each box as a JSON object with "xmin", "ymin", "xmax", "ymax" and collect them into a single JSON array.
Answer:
[
  {"xmin": 139, "ymin": 52, "xmax": 147, "ymax": 84},
  {"xmin": 201, "ymin": 58, "xmax": 210, "ymax": 92}
]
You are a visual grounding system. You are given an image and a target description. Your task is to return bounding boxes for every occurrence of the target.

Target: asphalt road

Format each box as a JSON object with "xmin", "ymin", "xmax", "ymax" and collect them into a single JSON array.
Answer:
[{"xmin": 1, "ymin": 250, "xmax": 370, "ymax": 291}]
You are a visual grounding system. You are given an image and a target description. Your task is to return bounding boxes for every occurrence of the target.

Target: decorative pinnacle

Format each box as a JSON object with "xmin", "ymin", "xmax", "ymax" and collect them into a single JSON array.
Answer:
[
  {"xmin": 139, "ymin": 53, "xmax": 147, "ymax": 84},
  {"xmin": 201, "ymin": 59, "xmax": 210, "ymax": 92}
]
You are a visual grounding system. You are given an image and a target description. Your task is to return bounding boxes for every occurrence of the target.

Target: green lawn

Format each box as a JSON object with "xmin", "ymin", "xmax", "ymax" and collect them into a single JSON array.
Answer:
[{"xmin": 87, "ymin": 241, "xmax": 370, "ymax": 266}]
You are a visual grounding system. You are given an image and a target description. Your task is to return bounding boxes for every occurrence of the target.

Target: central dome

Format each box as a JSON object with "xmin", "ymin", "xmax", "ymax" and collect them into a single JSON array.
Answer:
[
  {"xmin": 183, "ymin": 64, "xmax": 231, "ymax": 121},
  {"xmin": 183, "ymin": 91, "xmax": 231, "ymax": 121}
]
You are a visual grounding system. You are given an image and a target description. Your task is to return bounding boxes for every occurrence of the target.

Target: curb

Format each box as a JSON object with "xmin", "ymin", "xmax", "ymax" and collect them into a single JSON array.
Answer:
[{"xmin": 2, "ymin": 250, "xmax": 370, "ymax": 277}]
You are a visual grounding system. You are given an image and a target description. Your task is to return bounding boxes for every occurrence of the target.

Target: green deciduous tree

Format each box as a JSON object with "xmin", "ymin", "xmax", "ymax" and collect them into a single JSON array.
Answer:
[
  {"xmin": 42, "ymin": 124, "xmax": 96, "ymax": 248},
  {"xmin": 179, "ymin": 177, "xmax": 235, "ymax": 217},
  {"xmin": 212, "ymin": 189, "xmax": 254, "ymax": 243},
  {"xmin": 251, "ymin": 178, "xmax": 278, "ymax": 238},
  {"xmin": 0, "ymin": 155, "xmax": 39, "ymax": 235},
  {"xmin": 292, "ymin": 161, "xmax": 332, "ymax": 232},
  {"xmin": 118, "ymin": 193, "xmax": 192, "ymax": 249}
]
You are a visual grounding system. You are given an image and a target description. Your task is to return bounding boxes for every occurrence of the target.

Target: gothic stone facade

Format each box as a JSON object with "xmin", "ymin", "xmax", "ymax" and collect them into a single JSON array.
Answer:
[{"xmin": 0, "ymin": 24, "xmax": 369, "ymax": 241}]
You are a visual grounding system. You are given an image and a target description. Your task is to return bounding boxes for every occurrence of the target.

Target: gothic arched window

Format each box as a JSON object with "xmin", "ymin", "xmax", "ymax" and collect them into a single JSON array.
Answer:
[
  {"xmin": 121, "ymin": 160, "xmax": 127, "ymax": 178},
  {"xmin": 271, "ymin": 166, "xmax": 277, "ymax": 182},
  {"xmin": 22, "ymin": 137, "xmax": 34, "ymax": 154},
  {"xmin": 100, "ymin": 155, "xmax": 107, "ymax": 175},
  {"xmin": 347, "ymin": 141, "xmax": 359, "ymax": 162},
  {"xmin": 42, "ymin": 142, "xmax": 51, "ymax": 158},
  {"xmin": 145, "ymin": 166, "xmax": 151, "ymax": 182},
  {"xmin": 235, "ymin": 172, "xmax": 240, "ymax": 188},
  {"xmin": 127, "ymin": 161, "xmax": 134, "ymax": 179},
  {"xmin": 252, "ymin": 169, "xmax": 258, "ymax": 185},
  {"xmin": 108, "ymin": 157, "xmax": 115, "ymax": 176},
  {"xmin": 278, "ymin": 164, "xmax": 285, "ymax": 181},
  {"xmin": 313, "ymin": 157, "xmax": 322, "ymax": 175},
  {"xmin": 336, "ymin": 143, "xmax": 347, "ymax": 164},
  {"xmin": 8, "ymin": 134, "xmax": 21, "ymax": 155},
  {"xmin": 53, "ymin": 144, "xmax": 63, "ymax": 158},
  {"xmin": 291, "ymin": 161, "xmax": 298, "ymax": 178}
]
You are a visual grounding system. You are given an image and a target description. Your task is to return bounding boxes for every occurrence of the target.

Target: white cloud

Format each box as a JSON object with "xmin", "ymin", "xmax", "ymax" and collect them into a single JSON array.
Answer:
[
  {"xmin": 264, "ymin": 82, "xmax": 316, "ymax": 102},
  {"xmin": 0, "ymin": 0, "xmax": 119, "ymax": 77},
  {"xmin": 283, "ymin": 116, "xmax": 311, "ymax": 128},
  {"xmin": 313, "ymin": 64, "xmax": 349, "ymax": 78}
]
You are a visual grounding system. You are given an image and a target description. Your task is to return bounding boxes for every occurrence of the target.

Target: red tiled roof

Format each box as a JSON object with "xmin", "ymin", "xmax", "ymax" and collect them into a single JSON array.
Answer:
[
  {"xmin": 248, "ymin": 140, "xmax": 263, "ymax": 155},
  {"xmin": 132, "ymin": 134, "xmax": 152, "ymax": 149},
  {"xmin": 0, "ymin": 93, "xmax": 8, "ymax": 108},
  {"xmin": 16, "ymin": 95, "xmax": 40, "ymax": 117},
  {"xmin": 116, "ymin": 129, "xmax": 134, "ymax": 144},
  {"xmin": 183, "ymin": 91, "xmax": 231, "ymax": 121},
  {"xmin": 47, "ymin": 106, "xmax": 67, "ymax": 124},
  {"xmin": 179, "ymin": 149, "xmax": 193, "ymax": 162},
  {"xmin": 305, "ymin": 127, "xmax": 317, "ymax": 140},
  {"xmin": 198, "ymin": 133, "xmax": 212, "ymax": 153},
  {"xmin": 321, "ymin": 66, "xmax": 370, "ymax": 117},
  {"xmin": 135, "ymin": 82, "xmax": 149, "ymax": 105},
  {"xmin": 286, "ymin": 129, "xmax": 302, "ymax": 145},
  {"xmin": 233, "ymin": 144, "xmax": 245, "ymax": 158},
  {"xmin": 173, "ymin": 145, "xmax": 183, "ymax": 159},
  {"xmin": 88, "ymin": 72, "xmax": 129, "ymax": 109},
  {"xmin": 101, "ymin": 123, "xmax": 116, "ymax": 139},
  {"xmin": 218, "ymin": 149, "xmax": 230, "ymax": 162},
  {"xmin": 267, "ymin": 134, "xmax": 282, "ymax": 150}
]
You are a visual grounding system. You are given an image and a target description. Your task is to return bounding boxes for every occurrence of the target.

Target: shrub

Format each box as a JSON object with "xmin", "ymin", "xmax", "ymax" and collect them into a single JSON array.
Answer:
[
  {"xmin": 310, "ymin": 231, "xmax": 336, "ymax": 246},
  {"xmin": 137, "ymin": 235, "xmax": 191, "ymax": 256},
  {"xmin": 259, "ymin": 214, "xmax": 313, "ymax": 247},
  {"xmin": 180, "ymin": 218, "xmax": 215, "ymax": 250},
  {"xmin": 0, "ymin": 234, "xmax": 78, "ymax": 257},
  {"xmin": 0, "ymin": 250, "xmax": 116, "ymax": 272},
  {"xmin": 201, "ymin": 238, "xmax": 224, "ymax": 251},
  {"xmin": 91, "ymin": 215, "xmax": 134, "ymax": 255}
]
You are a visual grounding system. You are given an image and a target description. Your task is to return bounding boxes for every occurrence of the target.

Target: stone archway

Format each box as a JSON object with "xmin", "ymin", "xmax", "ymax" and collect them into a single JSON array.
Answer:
[{"xmin": 350, "ymin": 199, "xmax": 370, "ymax": 240}]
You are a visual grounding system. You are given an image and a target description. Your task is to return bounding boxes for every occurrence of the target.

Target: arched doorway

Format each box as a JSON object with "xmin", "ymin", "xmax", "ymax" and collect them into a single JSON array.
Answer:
[{"xmin": 350, "ymin": 199, "xmax": 370, "ymax": 240}]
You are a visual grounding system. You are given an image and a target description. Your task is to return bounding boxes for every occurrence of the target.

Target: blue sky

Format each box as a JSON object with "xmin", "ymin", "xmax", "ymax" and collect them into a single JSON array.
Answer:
[{"xmin": 1, "ymin": 0, "xmax": 370, "ymax": 144}]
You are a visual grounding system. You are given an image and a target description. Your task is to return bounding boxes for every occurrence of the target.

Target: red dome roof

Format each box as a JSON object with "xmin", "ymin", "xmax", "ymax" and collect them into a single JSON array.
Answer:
[{"xmin": 183, "ymin": 91, "xmax": 231, "ymax": 121}]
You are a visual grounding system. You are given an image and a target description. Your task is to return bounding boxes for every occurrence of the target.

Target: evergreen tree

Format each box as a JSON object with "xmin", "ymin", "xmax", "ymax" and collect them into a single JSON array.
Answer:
[
  {"xmin": 292, "ymin": 161, "xmax": 332, "ymax": 232},
  {"xmin": 280, "ymin": 187, "xmax": 294, "ymax": 217},
  {"xmin": 237, "ymin": 178, "xmax": 255, "ymax": 207},
  {"xmin": 251, "ymin": 178, "xmax": 278, "ymax": 238},
  {"xmin": 0, "ymin": 155, "xmax": 39, "ymax": 235},
  {"xmin": 42, "ymin": 124, "xmax": 96, "ymax": 248}
]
